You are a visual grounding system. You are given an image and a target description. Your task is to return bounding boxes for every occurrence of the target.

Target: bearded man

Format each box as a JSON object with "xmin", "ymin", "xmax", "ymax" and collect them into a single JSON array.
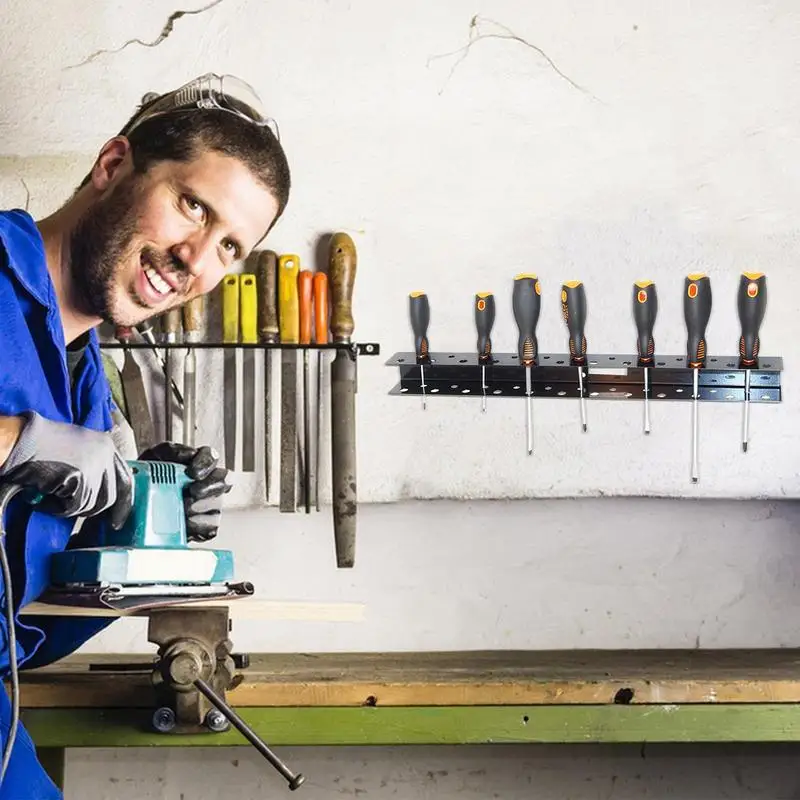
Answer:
[{"xmin": 0, "ymin": 73, "xmax": 290, "ymax": 797}]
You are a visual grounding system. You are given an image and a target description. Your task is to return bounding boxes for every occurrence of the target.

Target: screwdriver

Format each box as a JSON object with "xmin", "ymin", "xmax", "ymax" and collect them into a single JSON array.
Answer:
[
  {"xmin": 298, "ymin": 269, "xmax": 314, "ymax": 514},
  {"xmin": 737, "ymin": 272, "xmax": 767, "ymax": 453},
  {"xmin": 474, "ymin": 292, "xmax": 495, "ymax": 412},
  {"xmin": 632, "ymin": 281, "xmax": 658, "ymax": 435},
  {"xmin": 512, "ymin": 274, "xmax": 541, "ymax": 455},
  {"xmin": 409, "ymin": 292, "xmax": 430, "ymax": 409},
  {"xmin": 684, "ymin": 273, "xmax": 712, "ymax": 483},
  {"xmin": 560, "ymin": 281, "xmax": 588, "ymax": 432},
  {"xmin": 313, "ymin": 271, "xmax": 329, "ymax": 513}
]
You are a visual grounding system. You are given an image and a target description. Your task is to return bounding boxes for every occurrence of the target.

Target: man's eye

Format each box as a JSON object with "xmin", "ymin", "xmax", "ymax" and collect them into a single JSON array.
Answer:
[
  {"xmin": 222, "ymin": 239, "xmax": 241, "ymax": 260},
  {"xmin": 182, "ymin": 196, "xmax": 206, "ymax": 220}
]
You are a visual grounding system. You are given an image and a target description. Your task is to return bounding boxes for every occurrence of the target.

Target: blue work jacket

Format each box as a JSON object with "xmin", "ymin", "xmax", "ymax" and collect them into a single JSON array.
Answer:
[{"xmin": 0, "ymin": 208, "xmax": 119, "ymax": 798}]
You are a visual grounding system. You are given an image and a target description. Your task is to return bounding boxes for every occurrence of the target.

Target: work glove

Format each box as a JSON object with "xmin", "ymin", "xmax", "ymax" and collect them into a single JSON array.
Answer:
[
  {"xmin": 137, "ymin": 442, "xmax": 232, "ymax": 542},
  {"xmin": 0, "ymin": 411, "xmax": 134, "ymax": 529}
]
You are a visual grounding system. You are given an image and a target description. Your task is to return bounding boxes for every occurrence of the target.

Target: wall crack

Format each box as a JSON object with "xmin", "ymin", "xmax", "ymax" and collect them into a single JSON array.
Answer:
[
  {"xmin": 427, "ymin": 15, "xmax": 598, "ymax": 100},
  {"xmin": 66, "ymin": 0, "xmax": 224, "ymax": 69},
  {"xmin": 20, "ymin": 179, "xmax": 30, "ymax": 212}
]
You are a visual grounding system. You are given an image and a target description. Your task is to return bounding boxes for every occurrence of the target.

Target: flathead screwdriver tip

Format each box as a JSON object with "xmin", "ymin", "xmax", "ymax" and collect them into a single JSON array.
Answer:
[
  {"xmin": 583, "ymin": 423, "xmax": 587, "ymax": 433},
  {"xmin": 742, "ymin": 442, "xmax": 748, "ymax": 453}
]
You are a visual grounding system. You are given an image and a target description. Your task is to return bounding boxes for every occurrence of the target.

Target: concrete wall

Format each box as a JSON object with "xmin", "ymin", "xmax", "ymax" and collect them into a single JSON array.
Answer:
[{"xmin": 2, "ymin": 0, "xmax": 799, "ymax": 797}]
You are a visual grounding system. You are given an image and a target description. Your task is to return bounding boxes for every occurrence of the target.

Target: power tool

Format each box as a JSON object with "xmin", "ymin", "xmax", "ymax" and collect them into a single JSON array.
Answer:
[
  {"xmin": 0, "ymin": 459, "xmax": 243, "ymax": 785},
  {"xmin": 48, "ymin": 459, "xmax": 235, "ymax": 597}
]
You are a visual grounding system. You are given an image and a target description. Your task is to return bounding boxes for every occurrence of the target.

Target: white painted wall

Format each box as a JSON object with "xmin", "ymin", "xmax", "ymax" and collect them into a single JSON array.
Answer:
[{"xmin": 2, "ymin": 0, "xmax": 800, "ymax": 797}]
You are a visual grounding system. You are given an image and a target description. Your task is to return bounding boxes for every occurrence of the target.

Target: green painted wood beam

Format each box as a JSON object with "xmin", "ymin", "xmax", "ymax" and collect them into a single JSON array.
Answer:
[{"xmin": 22, "ymin": 704, "xmax": 800, "ymax": 748}]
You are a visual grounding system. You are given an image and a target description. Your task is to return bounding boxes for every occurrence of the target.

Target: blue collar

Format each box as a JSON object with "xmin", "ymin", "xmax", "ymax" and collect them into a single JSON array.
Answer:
[{"xmin": 0, "ymin": 209, "xmax": 55, "ymax": 310}]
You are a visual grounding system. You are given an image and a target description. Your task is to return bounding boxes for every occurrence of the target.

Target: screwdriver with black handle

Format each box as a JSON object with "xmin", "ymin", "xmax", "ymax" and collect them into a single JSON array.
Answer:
[
  {"xmin": 561, "ymin": 281, "xmax": 588, "ymax": 432},
  {"xmin": 737, "ymin": 272, "xmax": 767, "ymax": 453},
  {"xmin": 475, "ymin": 292, "xmax": 495, "ymax": 412},
  {"xmin": 409, "ymin": 292, "xmax": 430, "ymax": 410},
  {"xmin": 632, "ymin": 281, "xmax": 658, "ymax": 435},
  {"xmin": 512, "ymin": 274, "xmax": 541, "ymax": 455},
  {"xmin": 684, "ymin": 274, "xmax": 712, "ymax": 483}
]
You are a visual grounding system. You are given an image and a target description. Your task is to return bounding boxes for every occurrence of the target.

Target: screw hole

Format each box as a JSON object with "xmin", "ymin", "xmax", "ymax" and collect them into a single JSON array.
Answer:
[
  {"xmin": 676, "ymin": 388, "xmax": 684, "ymax": 393},
  {"xmin": 623, "ymin": 361, "xmax": 632, "ymax": 366},
  {"xmin": 609, "ymin": 387, "xmax": 617, "ymax": 392},
  {"xmin": 462, "ymin": 389, "xmax": 470, "ymax": 394},
  {"xmin": 589, "ymin": 360, "xmax": 598, "ymax": 366},
  {"xmin": 544, "ymin": 355, "xmax": 551, "ymax": 360},
  {"xmin": 513, "ymin": 385, "xmax": 521, "ymax": 390},
  {"xmin": 522, "ymin": 715, "xmax": 529, "ymax": 725},
  {"xmin": 590, "ymin": 392, "xmax": 599, "ymax": 397},
  {"xmin": 614, "ymin": 688, "xmax": 635, "ymax": 705},
  {"xmin": 431, "ymin": 388, "xmax": 439, "ymax": 394},
  {"xmin": 726, "ymin": 374, "xmax": 736, "ymax": 380},
  {"xmin": 556, "ymin": 360, "xmax": 565, "ymax": 365},
  {"xmin": 726, "ymin": 362, "xmax": 736, "ymax": 368},
  {"xmin": 557, "ymin": 390, "xmax": 566, "ymax": 396},
  {"xmin": 400, "ymin": 387, "xmax": 408, "ymax": 393},
  {"xmin": 657, "ymin": 361, "xmax": 666, "ymax": 366},
  {"xmin": 545, "ymin": 386, "xmax": 553, "ymax": 391},
  {"xmin": 363, "ymin": 695, "xmax": 377, "ymax": 707},
  {"xmin": 448, "ymin": 354, "xmax": 455, "ymax": 359},
  {"xmin": 657, "ymin": 392, "xmax": 666, "ymax": 398},
  {"xmin": 609, "ymin": 356, "xmax": 616, "ymax": 361},
  {"xmin": 459, "ymin": 359, "xmax": 468, "ymax": 364},
  {"xmin": 493, "ymin": 389, "xmax": 502, "ymax": 395},
  {"xmin": 450, "ymin": 384, "xmax": 458, "ymax": 389}
]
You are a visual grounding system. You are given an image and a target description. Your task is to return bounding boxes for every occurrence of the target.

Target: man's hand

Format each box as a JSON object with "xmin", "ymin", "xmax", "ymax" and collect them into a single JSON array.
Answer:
[
  {"xmin": 137, "ymin": 442, "xmax": 232, "ymax": 542},
  {"xmin": 0, "ymin": 411, "xmax": 134, "ymax": 529}
]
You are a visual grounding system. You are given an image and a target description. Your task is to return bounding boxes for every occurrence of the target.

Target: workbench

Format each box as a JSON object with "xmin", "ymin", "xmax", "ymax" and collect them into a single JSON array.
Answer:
[{"xmin": 21, "ymin": 648, "xmax": 800, "ymax": 792}]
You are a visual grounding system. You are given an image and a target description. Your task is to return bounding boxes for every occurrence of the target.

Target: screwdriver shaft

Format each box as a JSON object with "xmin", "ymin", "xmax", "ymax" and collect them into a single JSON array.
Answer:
[
  {"xmin": 691, "ymin": 368, "xmax": 700, "ymax": 482},
  {"xmin": 577, "ymin": 367, "xmax": 587, "ymax": 432},
  {"xmin": 743, "ymin": 368, "xmax": 751, "ymax": 453},
  {"xmin": 643, "ymin": 367, "xmax": 651, "ymax": 435},
  {"xmin": 481, "ymin": 364, "xmax": 487, "ymax": 412},
  {"xmin": 525, "ymin": 366, "xmax": 533, "ymax": 455},
  {"xmin": 420, "ymin": 364, "xmax": 427, "ymax": 409}
]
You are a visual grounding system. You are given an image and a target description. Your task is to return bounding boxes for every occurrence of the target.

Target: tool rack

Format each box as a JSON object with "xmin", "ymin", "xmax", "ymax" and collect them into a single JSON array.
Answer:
[{"xmin": 386, "ymin": 351, "xmax": 783, "ymax": 404}]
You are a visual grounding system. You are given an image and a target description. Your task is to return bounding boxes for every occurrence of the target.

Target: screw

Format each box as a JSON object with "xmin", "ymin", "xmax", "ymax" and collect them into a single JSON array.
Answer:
[
  {"xmin": 152, "ymin": 707, "xmax": 176, "ymax": 733},
  {"xmin": 205, "ymin": 709, "xmax": 230, "ymax": 732}
]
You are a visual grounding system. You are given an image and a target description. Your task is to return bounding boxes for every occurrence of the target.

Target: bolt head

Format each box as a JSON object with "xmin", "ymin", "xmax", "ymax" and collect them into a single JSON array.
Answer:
[
  {"xmin": 204, "ymin": 709, "xmax": 229, "ymax": 733},
  {"xmin": 152, "ymin": 707, "xmax": 176, "ymax": 733}
]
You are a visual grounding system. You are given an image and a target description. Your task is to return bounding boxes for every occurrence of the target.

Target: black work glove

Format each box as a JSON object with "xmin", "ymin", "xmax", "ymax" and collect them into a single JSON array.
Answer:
[
  {"xmin": 137, "ymin": 442, "xmax": 232, "ymax": 542},
  {"xmin": 0, "ymin": 411, "xmax": 133, "ymax": 529}
]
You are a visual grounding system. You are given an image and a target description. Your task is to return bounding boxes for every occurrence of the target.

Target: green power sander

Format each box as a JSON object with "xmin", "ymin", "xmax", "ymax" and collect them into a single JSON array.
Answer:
[{"xmin": 49, "ymin": 459, "xmax": 236, "ymax": 597}]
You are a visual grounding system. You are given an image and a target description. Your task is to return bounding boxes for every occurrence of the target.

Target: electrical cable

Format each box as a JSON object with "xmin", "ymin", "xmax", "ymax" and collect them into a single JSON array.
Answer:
[{"xmin": 0, "ymin": 483, "xmax": 24, "ymax": 787}]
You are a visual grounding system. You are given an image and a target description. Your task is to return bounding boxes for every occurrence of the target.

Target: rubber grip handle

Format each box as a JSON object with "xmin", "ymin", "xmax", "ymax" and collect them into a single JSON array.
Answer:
[
  {"xmin": 737, "ymin": 272, "xmax": 767, "ymax": 366},
  {"xmin": 561, "ymin": 281, "xmax": 587, "ymax": 364},
  {"xmin": 256, "ymin": 250, "xmax": 279, "ymax": 343},
  {"xmin": 298, "ymin": 270, "xmax": 313, "ymax": 345},
  {"xmin": 222, "ymin": 275, "xmax": 240, "ymax": 344},
  {"xmin": 329, "ymin": 233, "xmax": 356, "ymax": 343},
  {"xmin": 409, "ymin": 291, "xmax": 430, "ymax": 363},
  {"xmin": 182, "ymin": 296, "xmax": 205, "ymax": 335},
  {"xmin": 512, "ymin": 274, "xmax": 541, "ymax": 366},
  {"xmin": 684, "ymin": 274, "xmax": 712, "ymax": 367},
  {"xmin": 240, "ymin": 273, "xmax": 258, "ymax": 345},
  {"xmin": 632, "ymin": 281, "xmax": 658, "ymax": 365},
  {"xmin": 278, "ymin": 255, "xmax": 300, "ymax": 344},
  {"xmin": 313, "ymin": 272, "xmax": 329, "ymax": 344},
  {"xmin": 474, "ymin": 292, "xmax": 495, "ymax": 362}
]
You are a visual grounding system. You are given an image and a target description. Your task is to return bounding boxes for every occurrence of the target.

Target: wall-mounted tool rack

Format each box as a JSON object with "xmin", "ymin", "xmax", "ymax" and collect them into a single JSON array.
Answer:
[
  {"xmin": 386, "ymin": 351, "xmax": 782, "ymax": 403},
  {"xmin": 101, "ymin": 342, "xmax": 381, "ymax": 355}
]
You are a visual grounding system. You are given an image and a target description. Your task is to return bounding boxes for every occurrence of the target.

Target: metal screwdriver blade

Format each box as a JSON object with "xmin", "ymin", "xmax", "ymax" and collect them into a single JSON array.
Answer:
[
  {"xmin": 691, "ymin": 367, "xmax": 700, "ymax": 482},
  {"xmin": 525, "ymin": 365, "xmax": 533, "ymax": 455}
]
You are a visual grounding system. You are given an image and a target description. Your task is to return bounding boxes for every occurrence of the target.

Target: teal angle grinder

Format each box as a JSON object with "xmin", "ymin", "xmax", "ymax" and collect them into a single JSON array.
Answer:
[{"xmin": 49, "ymin": 459, "xmax": 235, "ymax": 596}]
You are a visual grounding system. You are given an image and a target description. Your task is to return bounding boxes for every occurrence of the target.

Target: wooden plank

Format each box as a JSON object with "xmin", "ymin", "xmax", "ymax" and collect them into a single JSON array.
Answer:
[
  {"xmin": 18, "ymin": 649, "xmax": 800, "ymax": 709},
  {"xmin": 20, "ymin": 598, "xmax": 365, "ymax": 622},
  {"xmin": 22, "ymin": 704, "xmax": 800, "ymax": 748}
]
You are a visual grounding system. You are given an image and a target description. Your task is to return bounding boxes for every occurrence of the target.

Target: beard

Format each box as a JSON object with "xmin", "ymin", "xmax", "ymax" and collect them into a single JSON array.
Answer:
[{"xmin": 69, "ymin": 174, "xmax": 186, "ymax": 327}]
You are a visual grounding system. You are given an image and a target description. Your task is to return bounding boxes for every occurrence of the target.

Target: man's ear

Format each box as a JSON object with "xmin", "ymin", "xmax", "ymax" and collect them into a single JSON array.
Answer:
[{"xmin": 89, "ymin": 136, "xmax": 133, "ymax": 191}]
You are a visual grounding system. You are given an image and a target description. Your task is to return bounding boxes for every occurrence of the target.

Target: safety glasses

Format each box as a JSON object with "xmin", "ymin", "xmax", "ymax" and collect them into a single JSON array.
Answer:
[{"xmin": 123, "ymin": 73, "xmax": 280, "ymax": 141}]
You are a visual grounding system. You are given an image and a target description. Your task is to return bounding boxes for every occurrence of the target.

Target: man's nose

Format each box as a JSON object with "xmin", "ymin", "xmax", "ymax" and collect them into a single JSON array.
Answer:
[{"xmin": 170, "ymin": 235, "xmax": 215, "ymax": 278}]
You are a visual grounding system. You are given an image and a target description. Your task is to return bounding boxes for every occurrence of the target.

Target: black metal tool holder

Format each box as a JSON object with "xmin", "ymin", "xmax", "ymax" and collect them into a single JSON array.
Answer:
[{"xmin": 386, "ymin": 351, "xmax": 783, "ymax": 403}]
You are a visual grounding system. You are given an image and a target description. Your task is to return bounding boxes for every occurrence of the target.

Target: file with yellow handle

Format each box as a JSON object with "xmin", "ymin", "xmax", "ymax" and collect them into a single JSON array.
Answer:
[
  {"xmin": 278, "ymin": 255, "xmax": 300, "ymax": 512},
  {"xmin": 240, "ymin": 273, "xmax": 258, "ymax": 473},
  {"xmin": 222, "ymin": 274, "xmax": 240, "ymax": 471}
]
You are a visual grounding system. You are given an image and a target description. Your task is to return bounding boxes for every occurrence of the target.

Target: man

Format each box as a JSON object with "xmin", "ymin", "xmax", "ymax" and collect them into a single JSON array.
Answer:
[{"xmin": 0, "ymin": 73, "xmax": 290, "ymax": 797}]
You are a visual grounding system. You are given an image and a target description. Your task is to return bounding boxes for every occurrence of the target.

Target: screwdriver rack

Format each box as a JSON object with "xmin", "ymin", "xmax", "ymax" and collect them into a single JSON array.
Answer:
[
  {"xmin": 386, "ymin": 351, "xmax": 783, "ymax": 403},
  {"xmin": 102, "ymin": 342, "xmax": 381, "ymax": 355}
]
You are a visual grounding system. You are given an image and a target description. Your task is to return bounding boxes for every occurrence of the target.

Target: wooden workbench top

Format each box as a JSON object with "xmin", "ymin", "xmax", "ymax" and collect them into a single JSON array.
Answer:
[{"xmin": 18, "ymin": 649, "xmax": 800, "ymax": 709}]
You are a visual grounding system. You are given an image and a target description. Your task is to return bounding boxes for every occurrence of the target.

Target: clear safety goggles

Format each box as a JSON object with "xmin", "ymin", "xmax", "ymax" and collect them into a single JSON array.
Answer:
[{"xmin": 123, "ymin": 73, "xmax": 280, "ymax": 141}]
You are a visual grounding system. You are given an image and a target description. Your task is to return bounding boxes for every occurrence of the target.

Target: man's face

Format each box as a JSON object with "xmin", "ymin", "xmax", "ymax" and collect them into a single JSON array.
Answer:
[{"xmin": 70, "ymin": 149, "xmax": 280, "ymax": 327}]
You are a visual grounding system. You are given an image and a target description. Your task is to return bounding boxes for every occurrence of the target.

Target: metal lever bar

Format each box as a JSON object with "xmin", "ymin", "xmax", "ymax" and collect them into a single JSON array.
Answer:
[{"xmin": 194, "ymin": 677, "xmax": 305, "ymax": 790}]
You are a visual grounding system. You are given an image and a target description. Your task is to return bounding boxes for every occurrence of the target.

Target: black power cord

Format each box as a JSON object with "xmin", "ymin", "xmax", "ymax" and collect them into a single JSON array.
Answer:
[{"xmin": 0, "ymin": 483, "xmax": 23, "ymax": 787}]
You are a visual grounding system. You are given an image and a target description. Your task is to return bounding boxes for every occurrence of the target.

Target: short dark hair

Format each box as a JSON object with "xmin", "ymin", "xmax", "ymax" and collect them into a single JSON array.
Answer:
[{"xmin": 81, "ymin": 100, "xmax": 291, "ymax": 233}]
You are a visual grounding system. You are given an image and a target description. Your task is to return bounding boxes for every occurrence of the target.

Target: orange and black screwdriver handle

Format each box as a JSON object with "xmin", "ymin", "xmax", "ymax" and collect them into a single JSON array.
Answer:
[
  {"xmin": 409, "ymin": 291, "xmax": 430, "ymax": 364},
  {"xmin": 633, "ymin": 281, "xmax": 658, "ymax": 366},
  {"xmin": 512, "ymin": 274, "xmax": 541, "ymax": 366},
  {"xmin": 684, "ymin": 274, "xmax": 712, "ymax": 368},
  {"xmin": 474, "ymin": 293, "xmax": 495, "ymax": 363},
  {"xmin": 737, "ymin": 272, "xmax": 767, "ymax": 367},
  {"xmin": 561, "ymin": 281, "xmax": 587, "ymax": 365}
]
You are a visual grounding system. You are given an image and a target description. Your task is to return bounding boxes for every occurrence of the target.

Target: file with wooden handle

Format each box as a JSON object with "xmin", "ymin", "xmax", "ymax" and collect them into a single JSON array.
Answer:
[
  {"xmin": 329, "ymin": 232, "xmax": 357, "ymax": 568},
  {"xmin": 256, "ymin": 250, "xmax": 279, "ymax": 502},
  {"xmin": 222, "ymin": 274, "xmax": 240, "ymax": 470},
  {"xmin": 278, "ymin": 254, "xmax": 300, "ymax": 512}
]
